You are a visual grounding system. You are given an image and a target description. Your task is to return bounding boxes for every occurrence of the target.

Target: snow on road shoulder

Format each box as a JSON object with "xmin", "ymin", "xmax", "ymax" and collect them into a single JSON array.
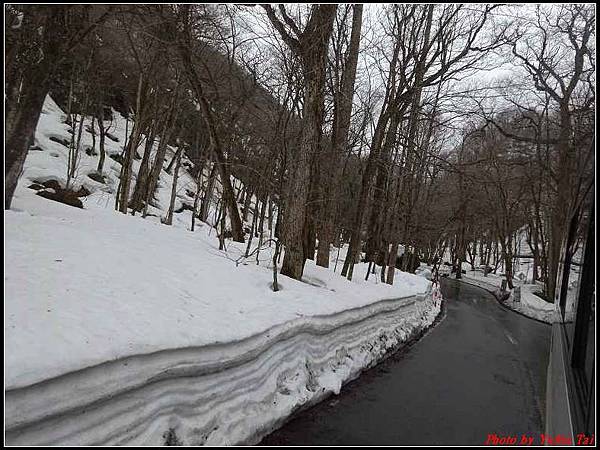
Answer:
[
  {"xmin": 5, "ymin": 189, "xmax": 431, "ymax": 389},
  {"xmin": 6, "ymin": 282, "xmax": 440, "ymax": 445},
  {"xmin": 461, "ymin": 270, "xmax": 556, "ymax": 323},
  {"xmin": 5, "ymin": 192, "xmax": 438, "ymax": 446}
]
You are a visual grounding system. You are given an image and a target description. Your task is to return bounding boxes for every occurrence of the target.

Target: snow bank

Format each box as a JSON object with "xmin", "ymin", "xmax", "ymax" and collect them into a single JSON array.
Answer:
[
  {"xmin": 507, "ymin": 284, "xmax": 556, "ymax": 323},
  {"xmin": 6, "ymin": 287, "xmax": 440, "ymax": 445},
  {"xmin": 5, "ymin": 198, "xmax": 439, "ymax": 447},
  {"xmin": 414, "ymin": 265, "xmax": 432, "ymax": 280},
  {"xmin": 5, "ymin": 192, "xmax": 439, "ymax": 446},
  {"xmin": 6, "ymin": 190, "xmax": 431, "ymax": 389}
]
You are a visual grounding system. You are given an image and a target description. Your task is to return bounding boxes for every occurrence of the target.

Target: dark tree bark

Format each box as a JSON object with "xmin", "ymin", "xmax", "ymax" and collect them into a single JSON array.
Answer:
[
  {"xmin": 96, "ymin": 107, "xmax": 107, "ymax": 173},
  {"xmin": 200, "ymin": 163, "xmax": 217, "ymax": 223},
  {"xmin": 117, "ymin": 73, "xmax": 145, "ymax": 213},
  {"xmin": 5, "ymin": 70, "xmax": 50, "ymax": 207},
  {"xmin": 130, "ymin": 116, "xmax": 158, "ymax": 213},
  {"xmin": 263, "ymin": 4, "xmax": 338, "ymax": 279},
  {"xmin": 163, "ymin": 146, "xmax": 183, "ymax": 226},
  {"xmin": 316, "ymin": 5, "xmax": 363, "ymax": 268},
  {"xmin": 191, "ymin": 156, "xmax": 206, "ymax": 232}
]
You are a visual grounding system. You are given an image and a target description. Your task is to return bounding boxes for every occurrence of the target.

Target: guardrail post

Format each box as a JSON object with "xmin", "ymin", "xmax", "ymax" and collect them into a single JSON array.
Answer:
[
  {"xmin": 513, "ymin": 286, "xmax": 521, "ymax": 302},
  {"xmin": 500, "ymin": 279, "xmax": 507, "ymax": 292}
]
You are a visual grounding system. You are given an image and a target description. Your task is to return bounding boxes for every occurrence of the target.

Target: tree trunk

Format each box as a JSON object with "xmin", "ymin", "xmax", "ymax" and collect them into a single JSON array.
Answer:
[
  {"xmin": 501, "ymin": 239, "xmax": 514, "ymax": 289},
  {"xmin": 200, "ymin": 163, "xmax": 217, "ymax": 223},
  {"xmin": 96, "ymin": 107, "xmax": 107, "ymax": 173},
  {"xmin": 244, "ymin": 195, "xmax": 260, "ymax": 257},
  {"xmin": 191, "ymin": 158, "xmax": 205, "ymax": 232},
  {"xmin": 163, "ymin": 146, "xmax": 183, "ymax": 226},
  {"xmin": 5, "ymin": 72, "xmax": 50, "ymax": 208},
  {"xmin": 130, "ymin": 118, "xmax": 157, "ymax": 212},
  {"xmin": 242, "ymin": 188, "xmax": 254, "ymax": 222},
  {"xmin": 256, "ymin": 195, "xmax": 268, "ymax": 264},
  {"xmin": 316, "ymin": 219, "xmax": 334, "ymax": 268},
  {"xmin": 118, "ymin": 73, "xmax": 144, "ymax": 214},
  {"xmin": 303, "ymin": 198, "xmax": 317, "ymax": 261},
  {"xmin": 278, "ymin": 6, "xmax": 337, "ymax": 279},
  {"xmin": 315, "ymin": 4, "xmax": 363, "ymax": 268},
  {"xmin": 176, "ymin": 32, "xmax": 244, "ymax": 243},
  {"xmin": 386, "ymin": 241, "xmax": 398, "ymax": 285}
]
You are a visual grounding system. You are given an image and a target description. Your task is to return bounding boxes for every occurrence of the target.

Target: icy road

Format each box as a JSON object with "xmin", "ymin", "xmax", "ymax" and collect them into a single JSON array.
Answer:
[{"xmin": 260, "ymin": 278, "xmax": 551, "ymax": 445}]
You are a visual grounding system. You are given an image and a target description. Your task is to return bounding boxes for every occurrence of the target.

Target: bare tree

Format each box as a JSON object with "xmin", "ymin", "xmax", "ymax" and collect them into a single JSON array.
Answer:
[
  {"xmin": 315, "ymin": 5, "xmax": 363, "ymax": 268},
  {"xmin": 261, "ymin": 4, "xmax": 338, "ymax": 279},
  {"xmin": 485, "ymin": 4, "xmax": 594, "ymax": 299},
  {"xmin": 168, "ymin": 4, "xmax": 245, "ymax": 242}
]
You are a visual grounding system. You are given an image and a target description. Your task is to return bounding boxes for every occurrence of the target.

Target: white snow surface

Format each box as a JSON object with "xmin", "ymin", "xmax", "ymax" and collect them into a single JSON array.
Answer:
[
  {"xmin": 6, "ymin": 191, "xmax": 430, "ymax": 389},
  {"xmin": 5, "ymin": 96, "xmax": 440, "ymax": 445},
  {"xmin": 6, "ymin": 286, "xmax": 440, "ymax": 445}
]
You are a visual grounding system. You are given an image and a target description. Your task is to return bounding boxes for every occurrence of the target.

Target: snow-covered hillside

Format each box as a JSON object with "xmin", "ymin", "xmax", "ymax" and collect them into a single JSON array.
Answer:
[
  {"xmin": 15, "ymin": 96, "xmax": 208, "ymax": 228},
  {"xmin": 5, "ymin": 97, "xmax": 441, "ymax": 445}
]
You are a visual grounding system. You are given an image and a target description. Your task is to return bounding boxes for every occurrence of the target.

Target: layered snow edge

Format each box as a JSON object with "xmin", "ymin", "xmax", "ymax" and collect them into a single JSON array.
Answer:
[{"xmin": 6, "ymin": 287, "xmax": 441, "ymax": 446}]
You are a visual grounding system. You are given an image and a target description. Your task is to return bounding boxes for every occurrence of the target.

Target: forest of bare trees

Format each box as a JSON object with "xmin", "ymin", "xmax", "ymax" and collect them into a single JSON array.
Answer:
[{"xmin": 5, "ymin": 4, "xmax": 595, "ymax": 301}]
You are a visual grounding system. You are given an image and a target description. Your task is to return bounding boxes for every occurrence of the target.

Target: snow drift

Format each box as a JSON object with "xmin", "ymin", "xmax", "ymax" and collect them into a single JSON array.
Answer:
[
  {"xmin": 6, "ymin": 288, "xmax": 440, "ymax": 445},
  {"xmin": 5, "ymin": 191, "xmax": 441, "ymax": 445}
]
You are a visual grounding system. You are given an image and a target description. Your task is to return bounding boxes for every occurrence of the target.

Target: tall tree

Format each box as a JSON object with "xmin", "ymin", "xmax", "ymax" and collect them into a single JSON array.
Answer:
[
  {"xmin": 315, "ymin": 5, "xmax": 363, "ymax": 268},
  {"xmin": 166, "ymin": 4, "xmax": 245, "ymax": 242},
  {"xmin": 262, "ymin": 4, "xmax": 338, "ymax": 279}
]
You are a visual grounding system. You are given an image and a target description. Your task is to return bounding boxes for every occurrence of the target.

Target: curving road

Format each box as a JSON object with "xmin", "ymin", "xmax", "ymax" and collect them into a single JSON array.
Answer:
[{"xmin": 260, "ymin": 278, "xmax": 551, "ymax": 445}]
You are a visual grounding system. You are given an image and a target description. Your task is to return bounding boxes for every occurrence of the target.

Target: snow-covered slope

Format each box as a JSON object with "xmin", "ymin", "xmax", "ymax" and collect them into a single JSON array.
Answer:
[
  {"xmin": 5, "ymin": 96, "xmax": 442, "ymax": 445},
  {"xmin": 6, "ymin": 190, "xmax": 433, "ymax": 389},
  {"xmin": 18, "ymin": 96, "xmax": 204, "ymax": 227}
]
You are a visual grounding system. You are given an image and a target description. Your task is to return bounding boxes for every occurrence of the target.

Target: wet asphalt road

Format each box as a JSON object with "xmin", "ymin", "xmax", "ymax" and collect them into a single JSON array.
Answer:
[{"xmin": 259, "ymin": 278, "xmax": 551, "ymax": 446}]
